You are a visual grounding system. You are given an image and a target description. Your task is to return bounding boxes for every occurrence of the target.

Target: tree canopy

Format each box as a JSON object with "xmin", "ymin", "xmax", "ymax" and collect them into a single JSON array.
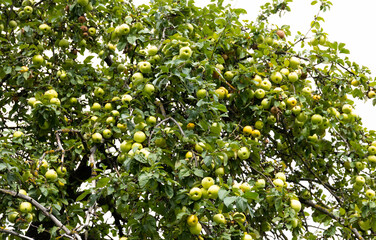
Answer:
[{"xmin": 1, "ymin": 0, "xmax": 376, "ymax": 239}]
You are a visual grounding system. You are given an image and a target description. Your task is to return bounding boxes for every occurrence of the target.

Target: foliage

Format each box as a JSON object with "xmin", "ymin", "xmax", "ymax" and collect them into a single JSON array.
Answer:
[{"xmin": 1, "ymin": 0, "xmax": 376, "ymax": 239}]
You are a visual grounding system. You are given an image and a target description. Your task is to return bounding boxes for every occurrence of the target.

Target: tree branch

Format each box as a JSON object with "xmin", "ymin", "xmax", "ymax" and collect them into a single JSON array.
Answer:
[{"xmin": 0, "ymin": 228, "xmax": 34, "ymax": 240}]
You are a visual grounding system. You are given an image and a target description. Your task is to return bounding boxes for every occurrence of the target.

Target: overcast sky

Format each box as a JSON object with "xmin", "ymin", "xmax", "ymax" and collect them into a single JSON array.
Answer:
[{"xmin": 135, "ymin": 0, "xmax": 376, "ymax": 130}]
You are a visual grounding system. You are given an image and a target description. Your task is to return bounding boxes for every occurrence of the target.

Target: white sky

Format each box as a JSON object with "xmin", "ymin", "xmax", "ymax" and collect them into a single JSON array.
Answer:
[{"xmin": 135, "ymin": 0, "xmax": 376, "ymax": 130}]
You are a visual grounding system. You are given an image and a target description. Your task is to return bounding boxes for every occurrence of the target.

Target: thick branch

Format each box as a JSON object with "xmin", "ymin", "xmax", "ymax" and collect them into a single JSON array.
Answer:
[{"xmin": 0, "ymin": 228, "xmax": 34, "ymax": 240}]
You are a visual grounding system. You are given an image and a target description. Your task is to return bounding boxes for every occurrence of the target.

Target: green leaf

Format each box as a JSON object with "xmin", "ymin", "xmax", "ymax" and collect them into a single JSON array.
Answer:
[
  {"xmin": 76, "ymin": 189, "xmax": 91, "ymax": 201},
  {"xmin": 224, "ymin": 196, "xmax": 237, "ymax": 207}
]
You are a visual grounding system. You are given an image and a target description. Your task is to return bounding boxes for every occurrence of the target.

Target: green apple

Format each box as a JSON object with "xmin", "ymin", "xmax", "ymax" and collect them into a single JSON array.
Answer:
[
  {"xmin": 243, "ymin": 233, "xmax": 253, "ymax": 240},
  {"xmin": 77, "ymin": 0, "xmax": 88, "ymax": 6},
  {"xmin": 120, "ymin": 141, "xmax": 132, "ymax": 153},
  {"xmin": 291, "ymin": 218, "xmax": 299, "ymax": 228},
  {"xmin": 9, "ymin": 20, "xmax": 18, "ymax": 28},
  {"xmin": 302, "ymin": 87, "xmax": 312, "ymax": 95},
  {"xmin": 240, "ymin": 182, "xmax": 251, "ymax": 192},
  {"xmin": 288, "ymin": 72, "xmax": 299, "ymax": 82},
  {"xmin": 254, "ymin": 121, "xmax": 264, "ymax": 130},
  {"xmin": 311, "ymin": 114, "xmax": 323, "ymax": 125},
  {"xmin": 44, "ymin": 89, "xmax": 58, "ymax": 99},
  {"xmin": 148, "ymin": 45, "xmax": 158, "ymax": 56},
  {"xmin": 195, "ymin": 142, "xmax": 205, "ymax": 153},
  {"xmin": 106, "ymin": 116, "xmax": 115, "ymax": 125},
  {"xmin": 146, "ymin": 116, "xmax": 157, "ymax": 126},
  {"xmin": 187, "ymin": 214, "xmax": 198, "ymax": 227},
  {"xmin": 368, "ymin": 90, "xmax": 376, "ymax": 98},
  {"xmin": 273, "ymin": 178, "xmax": 284, "ymax": 189},
  {"xmin": 133, "ymin": 131, "xmax": 146, "ymax": 143},
  {"xmin": 275, "ymin": 172, "xmax": 286, "ymax": 182},
  {"xmin": 117, "ymin": 64, "xmax": 126, "ymax": 73},
  {"xmin": 355, "ymin": 176, "xmax": 365, "ymax": 185},
  {"xmin": 196, "ymin": 89, "xmax": 207, "ymax": 99},
  {"xmin": 27, "ymin": 97, "xmax": 37, "ymax": 106},
  {"xmin": 50, "ymin": 98, "xmax": 60, "ymax": 106},
  {"xmin": 252, "ymin": 129, "xmax": 261, "ymax": 138},
  {"xmin": 342, "ymin": 104, "xmax": 353, "ymax": 114},
  {"xmin": 121, "ymin": 94, "xmax": 132, "ymax": 103},
  {"xmin": 260, "ymin": 79, "xmax": 272, "ymax": 90},
  {"xmin": 280, "ymin": 68, "xmax": 289, "ymax": 76},
  {"xmin": 56, "ymin": 166, "xmax": 67, "ymax": 176},
  {"xmin": 92, "ymin": 133, "xmax": 102, "ymax": 143},
  {"xmin": 201, "ymin": 177, "xmax": 215, "ymax": 189},
  {"xmin": 215, "ymin": 167, "xmax": 225, "ymax": 176},
  {"xmin": 261, "ymin": 98, "xmax": 270, "ymax": 109},
  {"xmin": 368, "ymin": 145, "xmax": 376, "ymax": 154},
  {"xmin": 233, "ymin": 212, "xmax": 246, "ymax": 223},
  {"xmin": 102, "ymin": 129, "xmax": 112, "ymax": 139},
  {"xmin": 189, "ymin": 187, "xmax": 202, "ymax": 201},
  {"xmin": 131, "ymin": 72, "xmax": 144, "ymax": 85},
  {"xmin": 102, "ymin": 103, "xmax": 112, "ymax": 112},
  {"xmin": 155, "ymin": 137, "xmax": 167, "ymax": 148},
  {"xmin": 213, "ymin": 213, "xmax": 226, "ymax": 224},
  {"xmin": 224, "ymin": 71, "xmax": 234, "ymax": 81},
  {"xmin": 94, "ymin": 87, "xmax": 104, "ymax": 98},
  {"xmin": 13, "ymin": 131, "xmax": 24, "ymax": 138},
  {"xmin": 292, "ymin": 105, "xmax": 301, "ymax": 115},
  {"xmin": 207, "ymin": 185, "xmax": 220, "ymax": 199},
  {"xmin": 179, "ymin": 46, "xmax": 192, "ymax": 60},
  {"xmin": 19, "ymin": 202, "xmax": 32, "ymax": 213},
  {"xmin": 255, "ymin": 179, "xmax": 266, "ymax": 189},
  {"xmin": 368, "ymin": 155, "xmax": 376, "ymax": 164},
  {"xmin": 32, "ymin": 54, "xmax": 44, "ymax": 65},
  {"xmin": 189, "ymin": 222, "xmax": 202, "ymax": 235},
  {"xmin": 254, "ymin": 89, "xmax": 265, "ymax": 99},
  {"xmin": 289, "ymin": 57, "xmax": 300, "ymax": 68},
  {"xmin": 39, "ymin": 23, "xmax": 50, "ymax": 33},
  {"xmin": 59, "ymin": 39, "xmax": 69, "ymax": 48},
  {"xmin": 45, "ymin": 169, "xmax": 58, "ymax": 181},
  {"xmin": 253, "ymin": 75, "xmax": 262, "ymax": 86},
  {"xmin": 238, "ymin": 147, "xmax": 250, "ymax": 160},
  {"xmin": 138, "ymin": 61, "xmax": 152, "ymax": 74},
  {"xmin": 290, "ymin": 199, "xmax": 302, "ymax": 212},
  {"xmin": 366, "ymin": 189, "xmax": 375, "ymax": 199},
  {"xmin": 8, "ymin": 212, "xmax": 19, "ymax": 223},
  {"xmin": 116, "ymin": 24, "xmax": 130, "ymax": 35},
  {"xmin": 144, "ymin": 83, "xmax": 155, "ymax": 95},
  {"xmin": 88, "ymin": 27, "xmax": 96, "ymax": 36},
  {"xmin": 270, "ymin": 71, "xmax": 283, "ymax": 84}
]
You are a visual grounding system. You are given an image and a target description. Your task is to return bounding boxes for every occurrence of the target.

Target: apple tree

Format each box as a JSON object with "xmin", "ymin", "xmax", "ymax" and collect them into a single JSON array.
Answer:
[{"xmin": 1, "ymin": 0, "xmax": 376, "ymax": 239}]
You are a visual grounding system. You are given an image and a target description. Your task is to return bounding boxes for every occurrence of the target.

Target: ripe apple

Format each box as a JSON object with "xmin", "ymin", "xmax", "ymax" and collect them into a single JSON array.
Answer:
[
  {"xmin": 27, "ymin": 97, "xmax": 37, "ymax": 106},
  {"xmin": 288, "ymin": 72, "xmax": 299, "ymax": 82},
  {"xmin": 207, "ymin": 185, "xmax": 220, "ymax": 199},
  {"xmin": 342, "ymin": 104, "xmax": 353, "ymax": 114},
  {"xmin": 213, "ymin": 213, "xmax": 226, "ymax": 224},
  {"xmin": 311, "ymin": 114, "xmax": 323, "ymax": 125},
  {"xmin": 201, "ymin": 177, "xmax": 215, "ymax": 189},
  {"xmin": 289, "ymin": 57, "xmax": 300, "ymax": 68},
  {"xmin": 45, "ymin": 169, "xmax": 58, "ymax": 181},
  {"xmin": 179, "ymin": 46, "xmax": 192, "ymax": 60},
  {"xmin": 255, "ymin": 179, "xmax": 266, "ymax": 189},
  {"xmin": 286, "ymin": 97, "xmax": 297, "ymax": 108},
  {"xmin": 261, "ymin": 98, "xmax": 271, "ymax": 109},
  {"xmin": 355, "ymin": 176, "xmax": 365, "ymax": 185},
  {"xmin": 254, "ymin": 89, "xmax": 265, "ymax": 99},
  {"xmin": 290, "ymin": 199, "xmax": 302, "ymax": 212},
  {"xmin": 144, "ymin": 83, "xmax": 155, "ymax": 95},
  {"xmin": 189, "ymin": 187, "xmax": 202, "ymax": 201},
  {"xmin": 238, "ymin": 147, "xmax": 250, "ymax": 160},
  {"xmin": 138, "ymin": 61, "xmax": 152, "ymax": 74},
  {"xmin": 189, "ymin": 222, "xmax": 202, "ymax": 235},
  {"xmin": 224, "ymin": 71, "xmax": 234, "ymax": 81},
  {"xmin": 271, "ymin": 71, "xmax": 283, "ymax": 84},
  {"xmin": 19, "ymin": 202, "xmax": 32, "ymax": 213},
  {"xmin": 187, "ymin": 214, "xmax": 198, "ymax": 227},
  {"xmin": 215, "ymin": 88, "xmax": 226, "ymax": 99},
  {"xmin": 260, "ymin": 79, "xmax": 272, "ymax": 90},
  {"xmin": 276, "ymin": 29, "xmax": 285, "ymax": 38},
  {"xmin": 92, "ymin": 133, "xmax": 102, "ymax": 143},
  {"xmin": 32, "ymin": 54, "xmax": 44, "ymax": 65},
  {"xmin": 251, "ymin": 129, "xmax": 261, "ymax": 138},
  {"xmin": 243, "ymin": 233, "xmax": 253, "ymax": 240},
  {"xmin": 56, "ymin": 166, "xmax": 67, "ymax": 176},
  {"xmin": 368, "ymin": 90, "xmax": 376, "ymax": 98},
  {"xmin": 243, "ymin": 126, "xmax": 253, "ymax": 135},
  {"xmin": 13, "ymin": 131, "xmax": 24, "ymax": 138},
  {"xmin": 185, "ymin": 151, "xmax": 193, "ymax": 159}
]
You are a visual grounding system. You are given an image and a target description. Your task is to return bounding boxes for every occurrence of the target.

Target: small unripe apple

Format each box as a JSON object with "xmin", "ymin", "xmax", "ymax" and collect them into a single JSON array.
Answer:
[
  {"xmin": 255, "ymin": 179, "xmax": 266, "ymax": 189},
  {"xmin": 355, "ymin": 176, "xmax": 365, "ymax": 185},
  {"xmin": 189, "ymin": 222, "xmax": 202, "ymax": 235},
  {"xmin": 19, "ymin": 202, "xmax": 32, "ymax": 213},
  {"xmin": 290, "ymin": 199, "xmax": 302, "ymax": 212},
  {"xmin": 189, "ymin": 187, "xmax": 202, "ymax": 201},
  {"xmin": 133, "ymin": 131, "xmax": 146, "ymax": 143},
  {"xmin": 45, "ymin": 169, "xmax": 58, "ymax": 181},
  {"xmin": 179, "ymin": 46, "xmax": 192, "ymax": 60},
  {"xmin": 138, "ymin": 61, "xmax": 152, "ymax": 74},
  {"xmin": 201, "ymin": 177, "xmax": 215, "ymax": 189},
  {"xmin": 238, "ymin": 147, "xmax": 250, "ymax": 160},
  {"xmin": 207, "ymin": 185, "xmax": 220, "ymax": 199},
  {"xmin": 213, "ymin": 213, "xmax": 226, "ymax": 224},
  {"xmin": 275, "ymin": 172, "xmax": 286, "ymax": 182},
  {"xmin": 102, "ymin": 129, "xmax": 112, "ymax": 139},
  {"xmin": 92, "ymin": 133, "xmax": 103, "ymax": 143}
]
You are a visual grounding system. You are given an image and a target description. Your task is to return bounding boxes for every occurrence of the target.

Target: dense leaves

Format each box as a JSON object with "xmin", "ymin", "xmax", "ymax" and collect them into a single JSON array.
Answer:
[{"xmin": 1, "ymin": 0, "xmax": 376, "ymax": 239}]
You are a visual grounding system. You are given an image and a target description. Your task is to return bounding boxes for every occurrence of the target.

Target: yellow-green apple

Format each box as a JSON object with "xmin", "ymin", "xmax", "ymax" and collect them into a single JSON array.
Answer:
[
  {"xmin": 275, "ymin": 172, "xmax": 286, "ymax": 182},
  {"xmin": 207, "ymin": 185, "xmax": 220, "ymax": 199},
  {"xmin": 189, "ymin": 187, "xmax": 202, "ymax": 201},
  {"xmin": 290, "ymin": 199, "xmax": 302, "ymax": 212},
  {"xmin": 311, "ymin": 114, "xmax": 323, "ymax": 125},
  {"xmin": 179, "ymin": 46, "xmax": 192, "ymax": 60},
  {"xmin": 19, "ymin": 202, "xmax": 32, "ymax": 213},
  {"xmin": 187, "ymin": 214, "xmax": 198, "ymax": 227},
  {"xmin": 138, "ymin": 61, "xmax": 152, "ymax": 74},
  {"xmin": 189, "ymin": 222, "xmax": 202, "ymax": 235},
  {"xmin": 213, "ymin": 213, "xmax": 226, "ymax": 224},
  {"xmin": 238, "ymin": 147, "xmax": 250, "ymax": 160},
  {"xmin": 56, "ymin": 166, "xmax": 67, "ymax": 176},
  {"xmin": 366, "ymin": 189, "xmax": 375, "ymax": 199},
  {"xmin": 201, "ymin": 177, "xmax": 215, "ymax": 189},
  {"xmin": 254, "ymin": 89, "xmax": 265, "ymax": 99},
  {"xmin": 271, "ymin": 71, "xmax": 283, "ymax": 84},
  {"xmin": 289, "ymin": 57, "xmax": 300, "ymax": 68},
  {"xmin": 133, "ymin": 131, "xmax": 146, "ymax": 143},
  {"xmin": 255, "ymin": 179, "xmax": 266, "ymax": 189},
  {"xmin": 45, "ymin": 169, "xmax": 58, "ymax": 181},
  {"xmin": 92, "ymin": 133, "xmax": 102, "ymax": 143}
]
